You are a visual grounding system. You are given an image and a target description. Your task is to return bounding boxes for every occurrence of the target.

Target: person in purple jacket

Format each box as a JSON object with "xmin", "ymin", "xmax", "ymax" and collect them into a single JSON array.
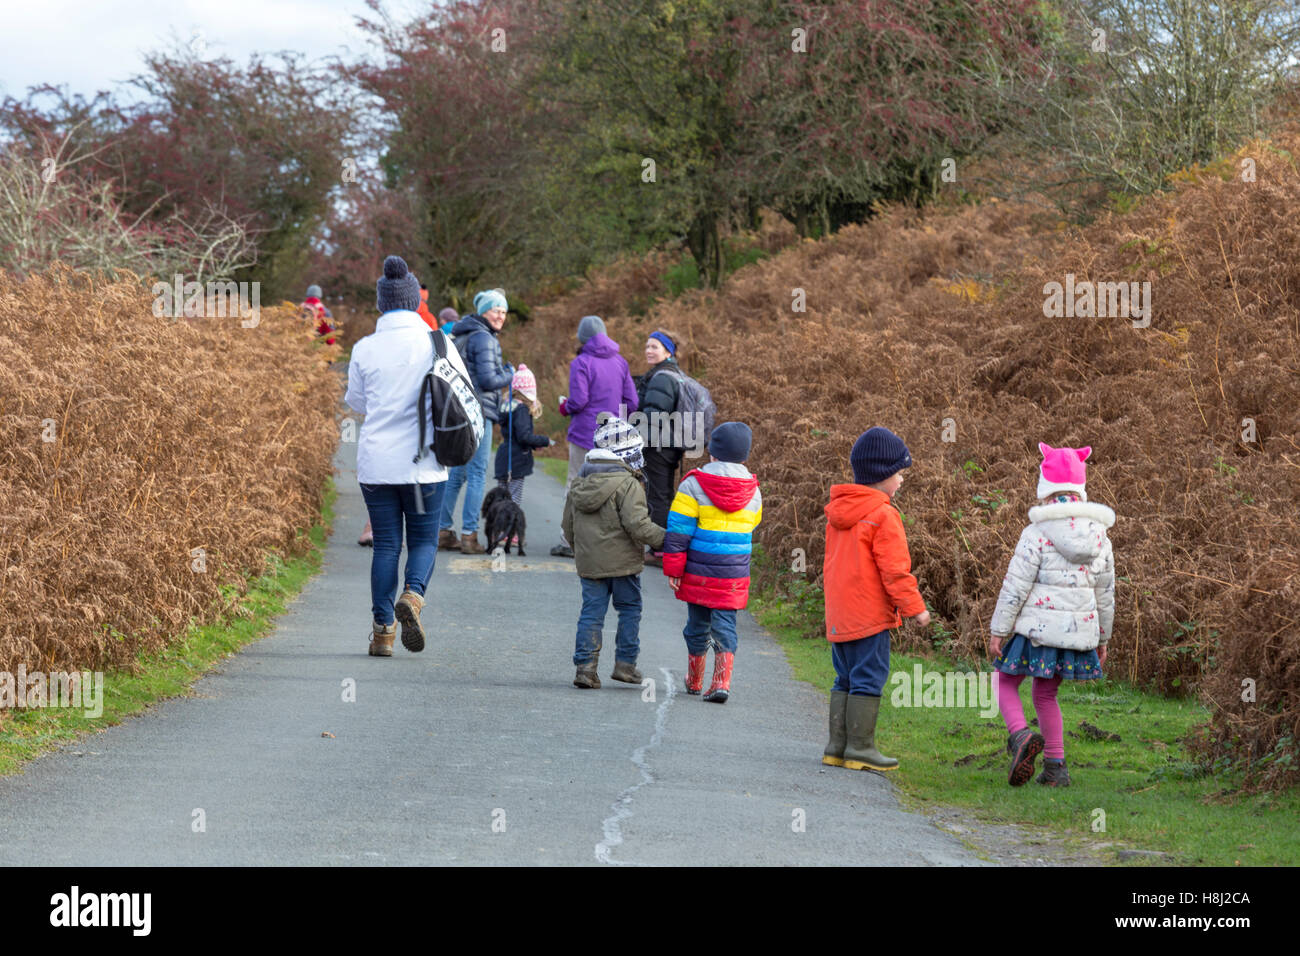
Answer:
[{"xmin": 550, "ymin": 314, "xmax": 639, "ymax": 557}]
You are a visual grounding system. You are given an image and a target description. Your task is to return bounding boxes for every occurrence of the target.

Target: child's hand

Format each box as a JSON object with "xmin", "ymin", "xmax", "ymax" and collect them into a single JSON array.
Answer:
[
  {"xmin": 988, "ymin": 635, "xmax": 1002, "ymax": 658},
  {"xmin": 912, "ymin": 609, "xmax": 931, "ymax": 628},
  {"xmin": 668, "ymin": 576, "xmax": 681, "ymax": 591},
  {"xmin": 1097, "ymin": 644, "xmax": 1108, "ymax": 666}
]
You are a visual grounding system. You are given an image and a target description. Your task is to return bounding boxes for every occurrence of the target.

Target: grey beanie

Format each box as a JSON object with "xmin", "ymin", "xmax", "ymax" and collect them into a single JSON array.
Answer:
[
  {"xmin": 305, "ymin": 284, "xmax": 322, "ymax": 299},
  {"xmin": 577, "ymin": 314, "xmax": 606, "ymax": 344},
  {"xmin": 376, "ymin": 256, "xmax": 421, "ymax": 313}
]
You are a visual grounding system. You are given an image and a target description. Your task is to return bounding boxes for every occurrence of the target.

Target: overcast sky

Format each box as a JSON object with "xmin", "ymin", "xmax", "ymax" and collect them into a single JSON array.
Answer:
[{"xmin": 0, "ymin": 0, "xmax": 430, "ymax": 102}]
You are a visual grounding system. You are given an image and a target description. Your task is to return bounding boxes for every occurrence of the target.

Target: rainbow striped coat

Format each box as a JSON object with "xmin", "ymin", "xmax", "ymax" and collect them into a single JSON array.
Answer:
[{"xmin": 663, "ymin": 461, "xmax": 762, "ymax": 609}]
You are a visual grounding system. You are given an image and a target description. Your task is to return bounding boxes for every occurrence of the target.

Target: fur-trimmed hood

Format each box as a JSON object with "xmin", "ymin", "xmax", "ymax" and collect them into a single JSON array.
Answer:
[{"xmin": 1026, "ymin": 500, "xmax": 1116, "ymax": 565}]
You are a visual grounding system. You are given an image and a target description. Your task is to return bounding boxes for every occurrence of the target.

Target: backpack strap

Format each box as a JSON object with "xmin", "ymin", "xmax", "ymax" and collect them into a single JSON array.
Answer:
[{"xmin": 413, "ymin": 331, "xmax": 444, "ymax": 464}]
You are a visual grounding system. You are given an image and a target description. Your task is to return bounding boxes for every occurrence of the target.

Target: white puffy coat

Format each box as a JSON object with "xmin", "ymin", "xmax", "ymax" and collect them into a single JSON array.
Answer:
[{"xmin": 990, "ymin": 500, "xmax": 1117, "ymax": 651}]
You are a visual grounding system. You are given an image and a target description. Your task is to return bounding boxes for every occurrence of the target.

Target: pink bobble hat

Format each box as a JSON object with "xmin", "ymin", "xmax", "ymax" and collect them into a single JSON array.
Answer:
[
  {"xmin": 1037, "ymin": 442, "xmax": 1091, "ymax": 499},
  {"xmin": 511, "ymin": 363, "xmax": 538, "ymax": 402}
]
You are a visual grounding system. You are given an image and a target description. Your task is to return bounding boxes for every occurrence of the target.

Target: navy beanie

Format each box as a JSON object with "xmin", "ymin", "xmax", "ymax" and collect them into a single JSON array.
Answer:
[
  {"xmin": 376, "ymin": 255, "xmax": 421, "ymax": 313},
  {"xmin": 850, "ymin": 427, "xmax": 912, "ymax": 484},
  {"xmin": 709, "ymin": 421, "xmax": 753, "ymax": 463}
]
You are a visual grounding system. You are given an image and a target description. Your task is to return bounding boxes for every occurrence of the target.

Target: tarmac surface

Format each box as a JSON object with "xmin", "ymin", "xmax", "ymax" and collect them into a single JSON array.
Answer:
[{"xmin": 0, "ymin": 433, "xmax": 981, "ymax": 866}]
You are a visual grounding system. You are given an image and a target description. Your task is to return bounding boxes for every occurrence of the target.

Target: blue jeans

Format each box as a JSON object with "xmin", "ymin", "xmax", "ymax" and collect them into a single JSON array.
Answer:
[
  {"xmin": 831, "ymin": 629, "xmax": 891, "ymax": 696},
  {"xmin": 439, "ymin": 432, "xmax": 493, "ymax": 535},
  {"xmin": 574, "ymin": 575, "xmax": 642, "ymax": 666},
  {"xmin": 682, "ymin": 603, "xmax": 738, "ymax": 655},
  {"xmin": 361, "ymin": 481, "xmax": 447, "ymax": 626}
]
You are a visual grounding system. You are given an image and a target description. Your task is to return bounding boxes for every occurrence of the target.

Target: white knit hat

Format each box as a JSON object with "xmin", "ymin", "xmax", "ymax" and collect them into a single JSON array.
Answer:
[{"xmin": 592, "ymin": 415, "xmax": 645, "ymax": 471}]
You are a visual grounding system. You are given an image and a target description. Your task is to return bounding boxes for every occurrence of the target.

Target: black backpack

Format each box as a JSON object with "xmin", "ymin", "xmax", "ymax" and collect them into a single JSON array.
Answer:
[{"xmin": 414, "ymin": 331, "xmax": 484, "ymax": 467}]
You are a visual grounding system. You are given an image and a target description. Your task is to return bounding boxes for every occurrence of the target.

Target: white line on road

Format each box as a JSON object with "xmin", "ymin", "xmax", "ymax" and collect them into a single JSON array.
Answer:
[{"xmin": 595, "ymin": 667, "xmax": 677, "ymax": 866}]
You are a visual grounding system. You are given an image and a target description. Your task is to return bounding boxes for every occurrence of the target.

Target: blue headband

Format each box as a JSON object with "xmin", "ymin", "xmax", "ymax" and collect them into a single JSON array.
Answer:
[{"xmin": 650, "ymin": 331, "xmax": 676, "ymax": 355}]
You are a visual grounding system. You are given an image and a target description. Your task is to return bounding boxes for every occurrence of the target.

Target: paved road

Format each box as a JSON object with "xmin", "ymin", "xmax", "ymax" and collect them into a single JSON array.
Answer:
[{"xmin": 0, "ymin": 434, "xmax": 980, "ymax": 865}]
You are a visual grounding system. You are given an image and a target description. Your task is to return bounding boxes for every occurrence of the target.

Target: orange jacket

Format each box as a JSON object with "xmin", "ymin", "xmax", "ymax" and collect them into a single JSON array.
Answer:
[
  {"xmin": 823, "ymin": 484, "xmax": 926, "ymax": 642},
  {"xmin": 416, "ymin": 289, "xmax": 437, "ymax": 330}
]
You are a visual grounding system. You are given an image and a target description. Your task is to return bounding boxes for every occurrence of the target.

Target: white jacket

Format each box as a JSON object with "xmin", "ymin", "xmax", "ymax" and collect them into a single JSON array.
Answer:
[
  {"xmin": 990, "ymin": 500, "xmax": 1117, "ymax": 650},
  {"xmin": 344, "ymin": 310, "xmax": 476, "ymax": 485}
]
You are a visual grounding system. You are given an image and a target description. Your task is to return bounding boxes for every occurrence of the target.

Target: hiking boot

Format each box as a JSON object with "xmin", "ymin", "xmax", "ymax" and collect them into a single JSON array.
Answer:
[
  {"xmin": 395, "ymin": 590, "xmax": 426, "ymax": 653},
  {"xmin": 842, "ymin": 695, "xmax": 898, "ymax": 771},
  {"xmin": 550, "ymin": 543, "xmax": 574, "ymax": 558},
  {"xmin": 574, "ymin": 656, "xmax": 601, "ymax": 689},
  {"xmin": 610, "ymin": 660, "xmax": 643, "ymax": 684},
  {"xmin": 1036, "ymin": 758, "xmax": 1071, "ymax": 787},
  {"xmin": 684, "ymin": 654, "xmax": 707, "ymax": 695},
  {"xmin": 438, "ymin": 529, "xmax": 460, "ymax": 550},
  {"xmin": 368, "ymin": 621, "xmax": 396, "ymax": 657},
  {"xmin": 1007, "ymin": 727, "xmax": 1045, "ymax": 787},
  {"xmin": 702, "ymin": 651, "xmax": 734, "ymax": 703},
  {"xmin": 358, "ymin": 521, "xmax": 373, "ymax": 547},
  {"xmin": 460, "ymin": 532, "xmax": 485, "ymax": 554},
  {"xmin": 823, "ymin": 689, "xmax": 848, "ymax": 767}
]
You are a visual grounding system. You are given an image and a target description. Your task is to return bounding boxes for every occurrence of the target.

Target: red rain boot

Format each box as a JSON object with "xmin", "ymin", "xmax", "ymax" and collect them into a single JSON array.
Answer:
[
  {"xmin": 685, "ymin": 654, "xmax": 707, "ymax": 695},
  {"xmin": 703, "ymin": 652, "xmax": 734, "ymax": 703}
]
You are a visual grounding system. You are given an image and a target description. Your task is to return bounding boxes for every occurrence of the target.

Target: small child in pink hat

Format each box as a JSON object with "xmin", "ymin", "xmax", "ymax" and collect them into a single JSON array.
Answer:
[
  {"xmin": 494, "ymin": 363, "xmax": 555, "ymax": 511},
  {"xmin": 988, "ymin": 442, "xmax": 1117, "ymax": 788}
]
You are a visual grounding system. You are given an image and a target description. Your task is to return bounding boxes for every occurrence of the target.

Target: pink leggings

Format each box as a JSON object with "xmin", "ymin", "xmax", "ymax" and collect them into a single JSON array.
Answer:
[{"xmin": 997, "ymin": 673, "xmax": 1065, "ymax": 759}]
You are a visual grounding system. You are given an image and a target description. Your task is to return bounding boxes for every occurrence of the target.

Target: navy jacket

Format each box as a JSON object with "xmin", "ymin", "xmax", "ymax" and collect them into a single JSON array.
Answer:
[
  {"xmin": 494, "ymin": 400, "xmax": 551, "ymax": 480},
  {"xmin": 451, "ymin": 313, "xmax": 512, "ymax": 423}
]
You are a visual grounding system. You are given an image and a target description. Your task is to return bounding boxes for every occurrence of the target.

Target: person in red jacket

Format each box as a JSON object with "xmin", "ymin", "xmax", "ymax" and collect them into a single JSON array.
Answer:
[
  {"xmin": 300, "ymin": 284, "xmax": 336, "ymax": 345},
  {"xmin": 416, "ymin": 284, "xmax": 437, "ymax": 331},
  {"xmin": 822, "ymin": 427, "xmax": 930, "ymax": 772}
]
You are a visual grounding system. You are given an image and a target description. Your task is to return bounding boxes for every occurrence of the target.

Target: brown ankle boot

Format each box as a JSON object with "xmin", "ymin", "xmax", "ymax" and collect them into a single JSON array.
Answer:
[
  {"xmin": 438, "ymin": 529, "xmax": 460, "ymax": 550},
  {"xmin": 610, "ymin": 660, "xmax": 643, "ymax": 683},
  {"xmin": 460, "ymin": 532, "xmax": 485, "ymax": 554},
  {"xmin": 395, "ymin": 590, "xmax": 426, "ymax": 652},
  {"xmin": 368, "ymin": 621, "xmax": 396, "ymax": 657}
]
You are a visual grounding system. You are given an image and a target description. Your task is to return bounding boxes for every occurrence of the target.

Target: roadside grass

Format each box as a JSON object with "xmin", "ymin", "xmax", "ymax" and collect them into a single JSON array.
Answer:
[
  {"xmin": 752, "ymin": 573, "xmax": 1300, "ymax": 866},
  {"xmin": 537, "ymin": 455, "xmax": 569, "ymax": 484},
  {"xmin": 0, "ymin": 481, "xmax": 336, "ymax": 776}
]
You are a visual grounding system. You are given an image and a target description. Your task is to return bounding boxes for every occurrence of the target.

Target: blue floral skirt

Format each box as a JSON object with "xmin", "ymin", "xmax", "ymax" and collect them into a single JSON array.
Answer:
[{"xmin": 994, "ymin": 634, "xmax": 1102, "ymax": 681}]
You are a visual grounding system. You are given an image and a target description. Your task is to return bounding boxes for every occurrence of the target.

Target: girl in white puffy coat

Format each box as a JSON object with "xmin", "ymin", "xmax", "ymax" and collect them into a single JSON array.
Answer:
[{"xmin": 989, "ymin": 443, "xmax": 1116, "ymax": 788}]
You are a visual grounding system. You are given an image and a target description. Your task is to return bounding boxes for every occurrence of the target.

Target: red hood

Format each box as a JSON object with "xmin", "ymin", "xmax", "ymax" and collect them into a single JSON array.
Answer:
[
  {"xmin": 691, "ymin": 469, "xmax": 759, "ymax": 512},
  {"xmin": 824, "ymin": 484, "xmax": 891, "ymax": 529}
]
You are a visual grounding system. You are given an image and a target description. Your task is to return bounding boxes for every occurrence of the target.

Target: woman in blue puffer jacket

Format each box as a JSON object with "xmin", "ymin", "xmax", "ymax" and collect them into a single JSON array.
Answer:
[{"xmin": 438, "ymin": 288, "xmax": 514, "ymax": 554}]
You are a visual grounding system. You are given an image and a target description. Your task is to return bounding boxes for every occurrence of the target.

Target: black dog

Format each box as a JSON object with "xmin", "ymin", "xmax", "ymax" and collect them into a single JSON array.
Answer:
[{"xmin": 482, "ymin": 486, "xmax": 527, "ymax": 556}]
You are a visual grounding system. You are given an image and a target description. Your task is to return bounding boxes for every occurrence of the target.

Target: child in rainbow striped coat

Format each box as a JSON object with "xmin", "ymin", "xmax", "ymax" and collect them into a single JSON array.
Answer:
[{"xmin": 663, "ymin": 422, "xmax": 762, "ymax": 703}]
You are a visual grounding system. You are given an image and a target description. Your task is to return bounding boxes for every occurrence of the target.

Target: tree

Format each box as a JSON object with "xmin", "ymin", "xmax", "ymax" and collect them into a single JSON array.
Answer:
[{"xmin": 729, "ymin": 0, "xmax": 1051, "ymax": 236}]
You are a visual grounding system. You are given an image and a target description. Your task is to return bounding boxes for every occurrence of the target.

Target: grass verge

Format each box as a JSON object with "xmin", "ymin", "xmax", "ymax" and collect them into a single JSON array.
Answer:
[
  {"xmin": 752, "ymin": 572, "xmax": 1300, "ymax": 866},
  {"xmin": 0, "ymin": 480, "xmax": 337, "ymax": 776},
  {"xmin": 537, "ymin": 455, "xmax": 569, "ymax": 484}
]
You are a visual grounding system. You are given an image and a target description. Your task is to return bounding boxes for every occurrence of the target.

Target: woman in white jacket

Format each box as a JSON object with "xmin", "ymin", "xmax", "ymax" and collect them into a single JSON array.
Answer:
[
  {"xmin": 345, "ymin": 256, "xmax": 477, "ymax": 658},
  {"xmin": 989, "ymin": 443, "xmax": 1116, "ymax": 788}
]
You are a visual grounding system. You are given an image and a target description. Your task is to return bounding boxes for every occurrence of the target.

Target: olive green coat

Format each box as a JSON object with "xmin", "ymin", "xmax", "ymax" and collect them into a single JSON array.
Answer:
[{"xmin": 562, "ymin": 459, "xmax": 665, "ymax": 578}]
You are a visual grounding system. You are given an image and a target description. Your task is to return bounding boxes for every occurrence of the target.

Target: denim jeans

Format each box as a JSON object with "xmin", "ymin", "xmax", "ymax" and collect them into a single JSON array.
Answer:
[
  {"xmin": 831, "ymin": 629, "xmax": 891, "ymax": 696},
  {"xmin": 574, "ymin": 574, "xmax": 642, "ymax": 666},
  {"xmin": 682, "ymin": 603, "xmax": 738, "ymax": 656},
  {"xmin": 439, "ymin": 432, "xmax": 493, "ymax": 535},
  {"xmin": 361, "ymin": 481, "xmax": 447, "ymax": 626}
]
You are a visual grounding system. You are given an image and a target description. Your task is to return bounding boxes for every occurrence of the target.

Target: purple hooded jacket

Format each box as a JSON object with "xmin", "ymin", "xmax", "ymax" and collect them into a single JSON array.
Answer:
[{"xmin": 562, "ymin": 332, "xmax": 639, "ymax": 449}]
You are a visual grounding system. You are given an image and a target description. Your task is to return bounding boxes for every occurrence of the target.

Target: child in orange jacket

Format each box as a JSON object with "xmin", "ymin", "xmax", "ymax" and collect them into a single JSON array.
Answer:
[{"xmin": 822, "ymin": 427, "xmax": 930, "ymax": 771}]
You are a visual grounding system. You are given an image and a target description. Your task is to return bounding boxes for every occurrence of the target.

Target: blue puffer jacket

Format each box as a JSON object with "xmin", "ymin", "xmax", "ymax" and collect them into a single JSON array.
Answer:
[{"xmin": 450, "ymin": 313, "xmax": 513, "ymax": 423}]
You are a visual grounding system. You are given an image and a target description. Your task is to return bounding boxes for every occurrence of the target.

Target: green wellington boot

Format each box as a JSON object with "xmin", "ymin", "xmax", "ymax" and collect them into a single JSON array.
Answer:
[
  {"xmin": 842, "ymin": 694, "xmax": 899, "ymax": 771},
  {"xmin": 823, "ymin": 690, "xmax": 848, "ymax": 766}
]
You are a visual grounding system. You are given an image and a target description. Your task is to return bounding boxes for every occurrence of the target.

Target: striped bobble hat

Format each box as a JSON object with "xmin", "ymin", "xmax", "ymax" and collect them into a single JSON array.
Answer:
[{"xmin": 593, "ymin": 415, "xmax": 645, "ymax": 471}]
